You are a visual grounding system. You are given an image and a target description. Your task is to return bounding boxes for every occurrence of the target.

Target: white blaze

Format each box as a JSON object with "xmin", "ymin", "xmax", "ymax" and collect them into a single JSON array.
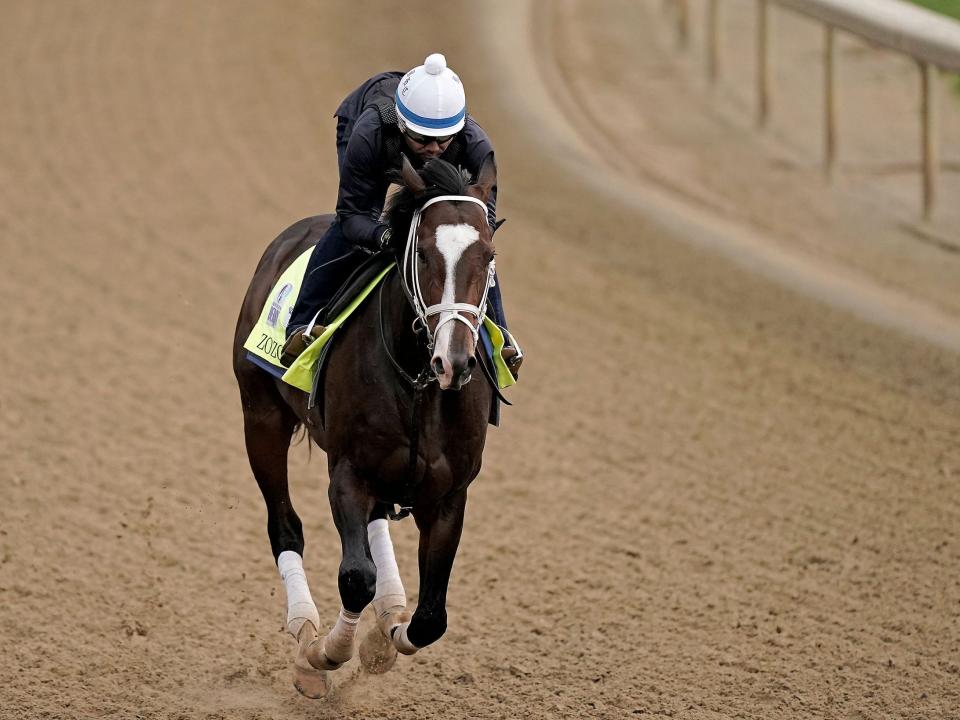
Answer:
[{"xmin": 432, "ymin": 223, "xmax": 480, "ymax": 362}]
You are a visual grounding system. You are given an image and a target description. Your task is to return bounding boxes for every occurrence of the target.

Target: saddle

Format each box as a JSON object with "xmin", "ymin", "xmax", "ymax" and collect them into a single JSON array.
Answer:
[{"xmin": 321, "ymin": 251, "xmax": 394, "ymax": 325}]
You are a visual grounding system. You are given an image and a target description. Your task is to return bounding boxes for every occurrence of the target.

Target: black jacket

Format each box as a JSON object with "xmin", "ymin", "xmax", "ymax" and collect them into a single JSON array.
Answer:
[{"xmin": 333, "ymin": 73, "xmax": 498, "ymax": 250}]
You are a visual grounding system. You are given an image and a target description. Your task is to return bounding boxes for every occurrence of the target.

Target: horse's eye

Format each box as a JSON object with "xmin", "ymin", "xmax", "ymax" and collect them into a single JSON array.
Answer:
[{"xmin": 416, "ymin": 249, "xmax": 426, "ymax": 263}]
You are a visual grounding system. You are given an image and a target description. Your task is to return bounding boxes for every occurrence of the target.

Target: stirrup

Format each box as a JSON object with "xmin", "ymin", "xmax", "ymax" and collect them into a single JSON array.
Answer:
[{"xmin": 280, "ymin": 326, "xmax": 325, "ymax": 367}]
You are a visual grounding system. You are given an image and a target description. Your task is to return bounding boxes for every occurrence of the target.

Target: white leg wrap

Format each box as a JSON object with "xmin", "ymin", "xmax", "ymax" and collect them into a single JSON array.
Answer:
[
  {"xmin": 323, "ymin": 608, "xmax": 361, "ymax": 665},
  {"xmin": 390, "ymin": 621, "xmax": 419, "ymax": 656},
  {"xmin": 277, "ymin": 551, "xmax": 320, "ymax": 638},
  {"xmin": 368, "ymin": 519, "xmax": 406, "ymax": 617}
]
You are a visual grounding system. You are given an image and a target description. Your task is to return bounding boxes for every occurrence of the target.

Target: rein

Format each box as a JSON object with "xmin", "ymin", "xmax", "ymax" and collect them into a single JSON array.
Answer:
[
  {"xmin": 380, "ymin": 193, "xmax": 494, "ymax": 521},
  {"xmin": 377, "ymin": 279, "xmax": 434, "ymax": 521}
]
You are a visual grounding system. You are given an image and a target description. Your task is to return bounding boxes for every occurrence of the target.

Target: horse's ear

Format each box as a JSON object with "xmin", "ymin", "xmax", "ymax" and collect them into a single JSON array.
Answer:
[
  {"xmin": 401, "ymin": 154, "xmax": 427, "ymax": 194},
  {"xmin": 473, "ymin": 152, "xmax": 497, "ymax": 203}
]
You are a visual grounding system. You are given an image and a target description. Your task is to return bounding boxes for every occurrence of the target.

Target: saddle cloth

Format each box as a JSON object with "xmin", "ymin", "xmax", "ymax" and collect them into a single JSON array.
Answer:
[{"xmin": 242, "ymin": 246, "xmax": 517, "ymax": 395}]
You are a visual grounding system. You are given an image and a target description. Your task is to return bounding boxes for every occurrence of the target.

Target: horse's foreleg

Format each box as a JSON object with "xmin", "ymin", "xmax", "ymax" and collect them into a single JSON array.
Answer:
[
  {"xmin": 391, "ymin": 489, "xmax": 467, "ymax": 655},
  {"xmin": 368, "ymin": 504, "xmax": 408, "ymax": 625},
  {"xmin": 306, "ymin": 459, "xmax": 376, "ymax": 671},
  {"xmin": 359, "ymin": 504, "xmax": 408, "ymax": 673}
]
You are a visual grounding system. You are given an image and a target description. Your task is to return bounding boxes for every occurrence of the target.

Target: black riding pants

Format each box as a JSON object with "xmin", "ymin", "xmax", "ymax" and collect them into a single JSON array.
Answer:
[{"xmin": 286, "ymin": 219, "xmax": 367, "ymax": 336}]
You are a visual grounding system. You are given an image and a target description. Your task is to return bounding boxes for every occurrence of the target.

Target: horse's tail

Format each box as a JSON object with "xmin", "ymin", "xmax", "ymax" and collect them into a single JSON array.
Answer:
[{"xmin": 291, "ymin": 423, "xmax": 319, "ymax": 457}]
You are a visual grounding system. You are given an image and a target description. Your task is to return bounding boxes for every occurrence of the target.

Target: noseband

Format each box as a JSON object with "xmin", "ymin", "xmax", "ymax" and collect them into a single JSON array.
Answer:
[{"xmin": 400, "ymin": 194, "xmax": 496, "ymax": 349}]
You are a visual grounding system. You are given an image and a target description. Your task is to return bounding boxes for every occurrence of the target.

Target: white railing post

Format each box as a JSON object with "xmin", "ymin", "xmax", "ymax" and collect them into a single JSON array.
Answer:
[
  {"xmin": 824, "ymin": 25, "xmax": 837, "ymax": 179},
  {"xmin": 920, "ymin": 61, "xmax": 940, "ymax": 220},
  {"xmin": 707, "ymin": 0, "xmax": 720, "ymax": 84},
  {"xmin": 676, "ymin": 0, "xmax": 690, "ymax": 49},
  {"xmin": 757, "ymin": 0, "xmax": 770, "ymax": 128}
]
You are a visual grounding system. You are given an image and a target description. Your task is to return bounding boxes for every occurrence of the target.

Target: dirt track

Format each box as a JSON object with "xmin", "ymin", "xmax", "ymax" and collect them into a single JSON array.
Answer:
[{"xmin": 2, "ymin": 1, "xmax": 959, "ymax": 718}]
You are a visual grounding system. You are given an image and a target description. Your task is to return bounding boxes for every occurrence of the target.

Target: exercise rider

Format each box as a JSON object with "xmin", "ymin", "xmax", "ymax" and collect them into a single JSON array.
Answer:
[{"xmin": 281, "ymin": 53, "xmax": 521, "ymax": 376}]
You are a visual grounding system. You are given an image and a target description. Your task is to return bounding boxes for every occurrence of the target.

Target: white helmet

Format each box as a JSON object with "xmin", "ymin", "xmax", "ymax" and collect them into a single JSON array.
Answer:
[{"xmin": 395, "ymin": 53, "xmax": 466, "ymax": 137}]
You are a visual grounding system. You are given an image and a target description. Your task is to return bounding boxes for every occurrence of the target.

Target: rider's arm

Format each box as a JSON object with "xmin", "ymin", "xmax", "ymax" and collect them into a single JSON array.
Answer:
[
  {"xmin": 461, "ymin": 118, "xmax": 498, "ymax": 229},
  {"xmin": 336, "ymin": 109, "xmax": 391, "ymax": 251}
]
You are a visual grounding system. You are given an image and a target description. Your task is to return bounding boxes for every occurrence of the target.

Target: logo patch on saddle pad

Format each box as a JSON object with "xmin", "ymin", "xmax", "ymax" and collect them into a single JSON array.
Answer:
[{"xmin": 243, "ymin": 246, "xmax": 315, "ymax": 369}]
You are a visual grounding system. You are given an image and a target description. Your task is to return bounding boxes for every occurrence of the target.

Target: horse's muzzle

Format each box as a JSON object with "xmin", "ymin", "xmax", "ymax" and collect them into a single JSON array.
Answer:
[{"xmin": 433, "ymin": 352, "xmax": 476, "ymax": 391}]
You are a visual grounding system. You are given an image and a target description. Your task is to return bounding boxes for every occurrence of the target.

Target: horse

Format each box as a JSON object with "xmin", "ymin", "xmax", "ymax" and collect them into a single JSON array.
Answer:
[{"xmin": 232, "ymin": 155, "xmax": 498, "ymax": 697}]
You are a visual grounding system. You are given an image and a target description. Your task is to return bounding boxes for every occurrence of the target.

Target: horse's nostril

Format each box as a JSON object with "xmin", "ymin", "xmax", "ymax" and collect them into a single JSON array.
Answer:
[
  {"xmin": 432, "ymin": 358, "xmax": 444, "ymax": 376},
  {"xmin": 467, "ymin": 356, "xmax": 476, "ymax": 370}
]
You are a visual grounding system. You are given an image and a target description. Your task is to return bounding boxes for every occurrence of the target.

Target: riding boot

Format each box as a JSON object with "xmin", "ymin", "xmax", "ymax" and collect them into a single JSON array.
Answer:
[
  {"xmin": 501, "ymin": 345, "xmax": 523, "ymax": 378},
  {"xmin": 280, "ymin": 325, "xmax": 326, "ymax": 368}
]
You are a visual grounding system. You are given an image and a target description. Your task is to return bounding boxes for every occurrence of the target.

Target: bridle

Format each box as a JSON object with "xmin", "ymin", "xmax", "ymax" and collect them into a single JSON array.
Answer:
[{"xmin": 400, "ymin": 194, "xmax": 496, "ymax": 350}]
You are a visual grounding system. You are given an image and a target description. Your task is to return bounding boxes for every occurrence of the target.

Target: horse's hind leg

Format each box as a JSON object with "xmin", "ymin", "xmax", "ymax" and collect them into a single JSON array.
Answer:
[
  {"xmin": 239, "ymin": 381, "xmax": 327, "ymax": 697},
  {"xmin": 359, "ymin": 502, "xmax": 408, "ymax": 674},
  {"xmin": 306, "ymin": 459, "xmax": 376, "ymax": 671}
]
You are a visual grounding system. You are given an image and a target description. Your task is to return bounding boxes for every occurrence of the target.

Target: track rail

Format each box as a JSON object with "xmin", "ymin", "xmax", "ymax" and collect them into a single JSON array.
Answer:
[
  {"xmin": 772, "ymin": 0, "xmax": 960, "ymax": 73},
  {"xmin": 665, "ymin": 0, "xmax": 960, "ymax": 220}
]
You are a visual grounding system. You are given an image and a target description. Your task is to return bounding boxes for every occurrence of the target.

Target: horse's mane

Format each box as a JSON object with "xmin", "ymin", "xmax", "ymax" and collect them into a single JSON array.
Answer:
[{"xmin": 384, "ymin": 158, "xmax": 473, "ymax": 244}]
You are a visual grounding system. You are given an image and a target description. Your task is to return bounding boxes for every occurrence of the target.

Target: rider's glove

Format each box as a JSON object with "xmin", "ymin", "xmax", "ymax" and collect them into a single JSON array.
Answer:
[{"xmin": 377, "ymin": 227, "xmax": 393, "ymax": 251}]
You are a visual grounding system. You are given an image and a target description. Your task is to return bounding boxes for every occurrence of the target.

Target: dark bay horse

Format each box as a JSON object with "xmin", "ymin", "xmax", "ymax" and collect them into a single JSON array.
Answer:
[{"xmin": 232, "ymin": 156, "xmax": 497, "ymax": 697}]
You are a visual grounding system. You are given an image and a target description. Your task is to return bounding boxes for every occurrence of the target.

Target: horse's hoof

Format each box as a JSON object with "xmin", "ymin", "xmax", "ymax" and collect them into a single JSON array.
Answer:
[
  {"xmin": 306, "ymin": 638, "xmax": 344, "ymax": 672},
  {"xmin": 293, "ymin": 620, "xmax": 331, "ymax": 698},
  {"xmin": 293, "ymin": 662, "xmax": 331, "ymax": 699},
  {"xmin": 359, "ymin": 625, "xmax": 398, "ymax": 674}
]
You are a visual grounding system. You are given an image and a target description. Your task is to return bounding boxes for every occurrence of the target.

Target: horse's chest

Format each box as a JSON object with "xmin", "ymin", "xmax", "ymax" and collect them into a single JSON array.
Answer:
[{"xmin": 340, "ymin": 424, "xmax": 480, "ymax": 502}]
